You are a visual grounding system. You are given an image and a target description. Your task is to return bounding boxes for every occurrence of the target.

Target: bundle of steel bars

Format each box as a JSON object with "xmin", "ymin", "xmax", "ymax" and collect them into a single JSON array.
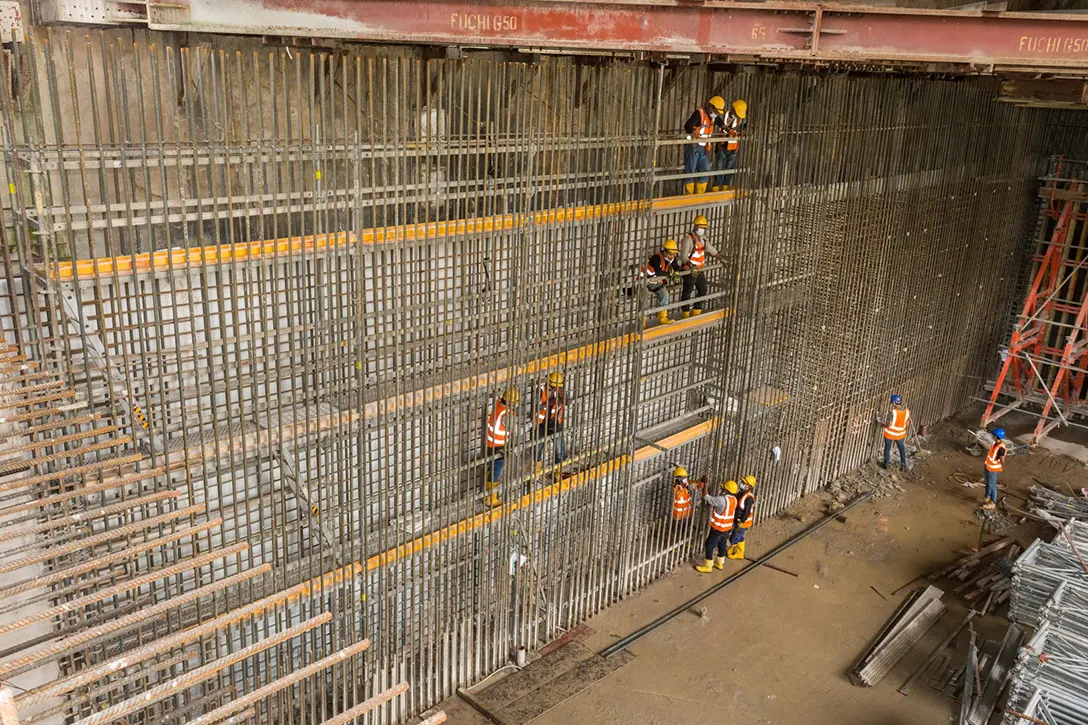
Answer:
[
  {"xmin": 0, "ymin": 22, "xmax": 1077, "ymax": 724},
  {"xmin": 1029, "ymin": 486, "xmax": 1088, "ymax": 521}
]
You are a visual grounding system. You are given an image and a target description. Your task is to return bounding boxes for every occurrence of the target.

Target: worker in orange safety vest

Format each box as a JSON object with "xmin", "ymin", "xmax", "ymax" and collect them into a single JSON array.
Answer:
[
  {"xmin": 712, "ymin": 99, "xmax": 747, "ymax": 192},
  {"xmin": 678, "ymin": 214, "xmax": 722, "ymax": 318},
  {"xmin": 484, "ymin": 387, "xmax": 519, "ymax": 507},
  {"xmin": 682, "ymin": 96, "xmax": 727, "ymax": 195},
  {"xmin": 671, "ymin": 466, "xmax": 706, "ymax": 520},
  {"xmin": 881, "ymin": 394, "xmax": 911, "ymax": 471},
  {"xmin": 727, "ymin": 474, "xmax": 757, "ymax": 560},
  {"xmin": 980, "ymin": 427, "xmax": 1007, "ymax": 511},
  {"xmin": 534, "ymin": 372, "xmax": 568, "ymax": 475},
  {"xmin": 695, "ymin": 479, "xmax": 739, "ymax": 573}
]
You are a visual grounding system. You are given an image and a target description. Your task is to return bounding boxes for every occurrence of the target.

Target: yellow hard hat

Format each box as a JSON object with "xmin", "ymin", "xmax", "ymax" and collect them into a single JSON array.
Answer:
[
  {"xmin": 741, "ymin": 474, "xmax": 757, "ymax": 489},
  {"xmin": 663, "ymin": 239, "xmax": 679, "ymax": 254},
  {"xmin": 732, "ymin": 99, "xmax": 747, "ymax": 119},
  {"xmin": 673, "ymin": 466, "xmax": 689, "ymax": 479},
  {"xmin": 693, "ymin": 215, "xmax": 709, "ymax": 229},
  {"xmin": 723, "ymin": 480, "xmax": 739, "ymax": 494},
  {"xmin": 708, "ymin": 96, "xmax": 726, "ymax": 114},
  {"xmin": 548, "ymin": 371, "xmax": 564, "ymax": 387},
  {"xmin": 503, "ymin": 387, "xmax": 520, "ymax": 405}
]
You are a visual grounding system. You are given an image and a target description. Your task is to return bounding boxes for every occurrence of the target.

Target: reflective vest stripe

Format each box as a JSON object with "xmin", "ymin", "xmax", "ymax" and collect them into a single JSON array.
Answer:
[
  {"xmin": 725, "ymin": 113, "xmax": 740, "ymax": 151},
  {"xmin": 739, "ymin": 491, "xmax": 756, "ymax": 528},
  {"xmin": 709, "ymin": 496, "xmax": 737, "ymax": 532},
  {"xmin": 884, "ymin": 408, "xmax": 910, "ymax": 440},
  {"xmin": 486, "ymin": 403, "xmax": 508, "ymax": 448},
  {"xmin": 535, "ymin": 386, "xmax": 565, "ymax": 425},
  {"xmin": 985, "ymin": 441, "xmax": 1006, "ymax": 472},
  {"xmin": 695, "ymin": 108, "xmax": 715, "ymax": 147},
  {"xmin": 672, "ymin": 485, "xmax": 692, "ymax": 520},
  {"xmin": 686, "ymin": 233, "xmax": 706, "ymax": 268}
]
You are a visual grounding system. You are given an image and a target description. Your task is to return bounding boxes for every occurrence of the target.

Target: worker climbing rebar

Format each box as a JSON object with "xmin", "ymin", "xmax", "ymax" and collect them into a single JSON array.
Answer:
[
  {"xmin": 881, "ymin": 394, "xmax": 911, "ymax": 471},
  {"xmin": 484, "ymin": 387, "xmax": 519, "ymax": 507},
  {"xmin": 678, "ymin": 214, "xmax": 722, "ymax": 318},
  {"xmin": 534, "ymin": 372, "xmax": 568, "ymax": 474},
  {"xmin": 727, "ymin": 474, "xmax": 757, "ymax": 560},
  {"xmin": 682, "ymin": 96, "xmax": 727, "ymax": 195},
  {"xmin": 981, "ymin": 427, "xmax": 1007, "ymax": 511},
  {"xmin": 639, "ymin": 239, "xmax": 681, "ymax": 328},
  {"xmin": 713, "ymin": 99, "xmax": 747, "ymax": 192},
  {"xmin": 695, "ymin": 480, "xmax": 739, "ymax": 573}
]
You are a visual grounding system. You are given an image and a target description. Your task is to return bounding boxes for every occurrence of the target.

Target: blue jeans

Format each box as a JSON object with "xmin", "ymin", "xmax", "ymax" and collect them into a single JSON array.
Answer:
[
  {"xmin": 883, "ymin": 438, "xmax": 908, "ymax": 468},
  {"xmin": 486, "ymin": 451, "xmax": 504, "ymax": 484},
  {"xmin": 534, "ymin": 427, "xmax": 567, "ymax": 465},
  {"xmin": 640, "ymin": 283, "xmax": 669, "ymax": 311},
  {"xmin": 729, "ymin": 527, "xmax": 746, "ymax": 545},
  {"xmin": 705, "ymin": 529, "xmax": 730, "ymax": 559},
  {"xmin": 715, "ymin": 148, "xmax": 737, "ymax": 187},
  {"xmin": 684, "ymin": 145, "xmax": 711, "ymax": 186},
  {"xmin": 984, "ymin": 470, "xmax": 999, "ymax": 503}
]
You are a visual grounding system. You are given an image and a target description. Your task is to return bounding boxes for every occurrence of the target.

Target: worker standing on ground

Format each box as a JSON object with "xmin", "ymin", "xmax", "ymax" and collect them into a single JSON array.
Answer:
[
  {"xmin": 484, "ymin": 387, "xmax": 519, "ymax": 507},
  {"xmin": 678, "ymin": 215, "xmax": 722, "ymax": 318},
  {"xmin": 981, "ymin": 428, "xmax": 1007, "ymax": 510},
  {"xmin": 682, "ymin": 96, "xmax": 727, "ymax": 195},
  {"xmin": 727, "ymin": 475, "xmax": 757, "ymax": 560},
  {"xmin": 640, "ymin": 239, "xmax": 682, "ymax": 327},
  {"xmin": 881, "ymin": 394, "xmax": 911, "ymax": 471},
  {"xmin": 695, "ymin": 480, "xmax": 739, "ymax": 573},
  {"xmin": 712, "ymin": 99, "xmax": 747, "ymax": 192},
  {"xmin": 534, "ymin": 372, "xmax": 568, "ymax": 474}
]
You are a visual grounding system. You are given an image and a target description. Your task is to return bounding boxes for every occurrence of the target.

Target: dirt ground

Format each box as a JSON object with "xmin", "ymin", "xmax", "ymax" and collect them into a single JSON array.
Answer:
[{"xmin": 439, "ymin": 406, "xmax": 1088, "ymax": 725}]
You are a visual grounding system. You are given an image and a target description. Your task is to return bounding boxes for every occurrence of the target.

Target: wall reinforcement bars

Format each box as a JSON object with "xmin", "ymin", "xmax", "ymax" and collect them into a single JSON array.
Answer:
[{"xmin": 0, "ymin": 27, "xmax": 1064, "ymax": 724}]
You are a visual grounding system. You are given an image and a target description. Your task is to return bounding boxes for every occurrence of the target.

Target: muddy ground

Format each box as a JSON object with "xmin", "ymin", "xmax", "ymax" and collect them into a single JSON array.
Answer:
[{"xmin": 440, "ymin": 406, "xmax": 1087, "ymax": 725}]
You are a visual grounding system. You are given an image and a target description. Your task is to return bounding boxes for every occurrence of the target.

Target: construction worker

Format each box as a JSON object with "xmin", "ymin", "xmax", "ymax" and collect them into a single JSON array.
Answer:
[
  {"xmin": 727, "ymin": 475, "xmax": 757, "ymax": 559},
  {"xmin": 534, "ymin": 372, "xmax": 568, "ymax": 473},
  {"xmin": 981, "ymin": 428, "xmax": 1007, "ymax": 510},
  {"xmin": 671, "ymin": 466, "xmax": 699, "ymax": 520},
  {"xmin": 881, "ymin": 394, "xmax": 911, "ymax": 471},
  {"xmin": 682, "ymin": 96, "xmax": 727, "ymax": 195},
  {"xmin": 639, "ymin": 239, "xmax": 681, "ymax": 327},
  {"xmin": 695, "ymin": 480, "xmax": 739, "ymax": 573},
  {"xmin": 484, "ymin": 387, "xmax": 519, "ymax": 507},
  {"xmin": 678, "ymin": 215, "xmax": 722, "ymax": 318},
  {"xmin": 712, "ymin": 99, "xmax": 747, "ymax": 192}
]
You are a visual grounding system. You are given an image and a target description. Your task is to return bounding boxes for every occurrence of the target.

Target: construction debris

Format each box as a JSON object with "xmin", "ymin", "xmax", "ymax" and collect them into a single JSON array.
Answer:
[
  {"xmin": 1028, "ymin": 485, "xmax": 1088, "ymax": 521},
  {"xmin": 850, "ymin": 585, "xmax": 946, "ymax": 687}
]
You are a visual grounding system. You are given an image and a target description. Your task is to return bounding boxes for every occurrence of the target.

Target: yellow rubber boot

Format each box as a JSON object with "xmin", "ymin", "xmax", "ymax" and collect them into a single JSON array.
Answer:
[
  {"xmin": 684, "ymin": 182, "xmax": 696, "ymax": 195},
  {"xmin": 692, "ymin": 308, "xmax": 703, "ymax": 317},
  {"xmin": 535, "ymin": 461, "xmax": 544, "ymax": 475},
  {"xmin": 694, "ymin": 558, "xmax": 715, "ymax": 574},
  {"xmin": 696, "ymin": 182, "xmax": 708, "ymax": 194},
  {"xmin": 485, "ymin": 492, "xmax": 502, "ymax": 507},
  {"xmin": 711, "ymin": 185, "xmax": 722, "ymax": 192},
  {"xmin": 657, "ymin": 311, "xmax": 672, "ymax": 326},
  {"xmin": 682, "ymin": 311, "xmax": 690, "ymax": 319},
  {"xmin": 713, "ymin": 556, "xmax": 726, "ymax": 570},
  {"xmin": 727, "ymin": 541, "xmax": 745, "ymax": 560}
]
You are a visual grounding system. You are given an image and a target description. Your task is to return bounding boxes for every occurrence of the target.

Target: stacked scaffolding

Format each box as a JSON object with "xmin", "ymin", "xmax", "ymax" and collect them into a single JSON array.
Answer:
[{"xmin": 0, "ymin": 26, "xmax": 1056, "ymax": 724}]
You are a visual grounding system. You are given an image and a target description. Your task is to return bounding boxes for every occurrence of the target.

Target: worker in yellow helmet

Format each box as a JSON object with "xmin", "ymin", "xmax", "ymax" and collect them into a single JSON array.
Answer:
[
  {"xmin": 534, "ymin": 371, "xmax": 568, "ymax": 475},
  {"xmin": 727, "ymin": 474, "xmax": 757, "ymax": 559},
  {"xmin": 638, "ymin": 239, "xmax": 682, "ymax": 328},
  {"xmin": 682, "ymin": 96, "xmax": 727, "ymax": 195},
  {"xmin": 713, "ymin": 99, "xmax": 747, "ymax": 192},
  {"xmin": 678, "ymin": 214, "xmax": 722, "ymax": 318},
  {"xmin": 695, "ymin": 479, "xmax": 740, "ymax": 573},
  {"xmin": 671, "ymin": 466, "xmax": 705, "ymax": 520},
  {"xmin": 484, "ymin": 387, "xmax": 520, "ymax": 507}
]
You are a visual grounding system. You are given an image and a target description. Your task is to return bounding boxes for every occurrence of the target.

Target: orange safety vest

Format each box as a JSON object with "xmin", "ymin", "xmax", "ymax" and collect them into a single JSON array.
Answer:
[
  {"xmin": 672, "ymin": 483, "xmax": 693, "ymax": 520},
  {"xmin": 709, "ymin": 495, "xmax": 737, "ymax": 532},
  {"xmin": 685, "ymin": 232, "xmax": 706, "ymax": 269},
  {"xmin": 694, "ymin": 107, "xmax": 715, "ymax": 148},
  {"xmin": 985, "ymin": 440, "xmax": 1006, "ymax": 473},
  {"xmin": 486, "ymin": 400, "xmax": 509, "ymax": 449},
  {"xmin": 640, "ymin": 251, "xmax": 671, "ymax": 288},
  {"xmin": 535, "ymin": 385, "xmax": 566, "ymax": 426},
  {"xmin": 724, "ymin": 111, "xmax": 741, "ymax": 151},
  {"xmin": 737, "ymin": 490, "xmax": 756, "ymax": 528},
  {"xmin": 884, "ymin": 408, "xmax": 911, "ymax": 441}
]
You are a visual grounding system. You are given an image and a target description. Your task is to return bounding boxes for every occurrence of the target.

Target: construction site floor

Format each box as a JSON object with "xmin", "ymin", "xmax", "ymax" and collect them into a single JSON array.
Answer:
[{"xmin": 441, "ymin": 406, "xmax": 1088, "ymax": 725}]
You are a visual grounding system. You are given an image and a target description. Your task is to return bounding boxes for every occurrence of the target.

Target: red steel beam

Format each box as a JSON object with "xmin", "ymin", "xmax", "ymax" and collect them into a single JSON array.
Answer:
[{"xmin": 146, "ymin": 1, "xmax": 1088, "ymax": 71}]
